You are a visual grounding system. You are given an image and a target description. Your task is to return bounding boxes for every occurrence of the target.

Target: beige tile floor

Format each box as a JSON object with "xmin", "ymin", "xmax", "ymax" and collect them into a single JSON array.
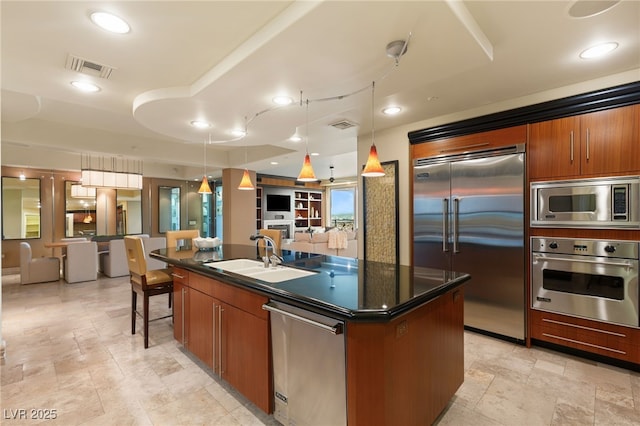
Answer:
[{"xmin": 2, "ymin": 273, "xmax": 640, "ymax": 425}]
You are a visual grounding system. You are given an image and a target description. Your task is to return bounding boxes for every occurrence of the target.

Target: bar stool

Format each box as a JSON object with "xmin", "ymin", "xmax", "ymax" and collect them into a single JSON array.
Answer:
[{"xmin": 124, "ymin": 236, "xmax": 173, "ymax": 348}]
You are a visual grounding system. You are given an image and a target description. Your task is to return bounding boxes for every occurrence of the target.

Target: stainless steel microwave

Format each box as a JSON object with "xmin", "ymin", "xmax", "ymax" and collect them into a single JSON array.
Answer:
[{"xmin": 531, "ymin": 176, "xmax": 640, "ymax": 228}]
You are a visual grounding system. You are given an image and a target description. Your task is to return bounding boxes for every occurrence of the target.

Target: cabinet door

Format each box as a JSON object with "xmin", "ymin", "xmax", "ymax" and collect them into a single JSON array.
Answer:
[
  {"xmin": 187, "ymin": 289, "xmax": 214, "ymax": 369},
  {"xmin": 529, "ymin": 116, "xmax": 581, "ymax": 179},
  {"xmin": 412, "ymin": 125, "xmax": 527, "ymax": 159},
  {"xmin": 220, "ymin": 302, "xmax": 270, "ymax": 413},
  {"xmin": 173, "ymin": 282, "xmax": 186, "ymax": 344},
  {"xmin": 580, "ymin": 104, "xmax": 640, "ymax": 176},
  {"xmin": 172, "ymin": 268, "xmax": 189, "ymax": 345}
]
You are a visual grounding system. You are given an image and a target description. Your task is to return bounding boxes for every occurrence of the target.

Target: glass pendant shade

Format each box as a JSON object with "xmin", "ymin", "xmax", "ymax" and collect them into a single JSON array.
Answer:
[
  {"xmin": 198, "ymin": 176, "xmax": 212, "ymax": 194},
  {"xmin": 297, "ymin": 153, "xmax": 317, "ymax": 182},
  {"xmin": 237, "ymin": 169, "xmax": 255, "ymax": 190},
  {"xmin": 362, "ymin": 144, "xmax": 385, "ymax": 177}
]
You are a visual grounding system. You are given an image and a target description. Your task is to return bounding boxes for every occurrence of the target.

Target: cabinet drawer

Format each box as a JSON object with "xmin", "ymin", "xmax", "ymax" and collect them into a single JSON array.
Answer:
[
  {"xmin": 215, "ymin": 280, "xmax": 269, "ymax": 319},
  {"xmin": 171, "ymin": 267, "xmax": 189, "ymax": 285},
  {"xmin": 188, "ymin": 272, "xmax": 218, "ymax": 297},
  {"xmin": 530, "ymin": 309, "xmax": 640, "ymax": 363}
]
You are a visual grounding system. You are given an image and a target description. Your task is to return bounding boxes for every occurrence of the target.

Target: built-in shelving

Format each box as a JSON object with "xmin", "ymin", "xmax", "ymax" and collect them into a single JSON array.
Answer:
[
  {"xmin": 294, "ymin": 190, "xmax": 322, "ymax": 231},
  {"xmin": 256, "ymin": 187, "xmax": 262, "ymax": 229}
]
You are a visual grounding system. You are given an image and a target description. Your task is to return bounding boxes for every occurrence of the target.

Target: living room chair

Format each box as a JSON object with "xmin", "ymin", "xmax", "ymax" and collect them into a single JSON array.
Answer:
[
  {"xmin": 165, "ymin": 229, "xmax": 200, "ymax": 250},
  {"xmin": 124, "ymin": 236, "xmax": 173, "ymax": 349},
  {"xmin": 64, "ymin": 241, "xmax": 98, "ymax": 283},
  {"xmin": 19, "ymin": 242, "xmax": 60, "ymax": 285}
]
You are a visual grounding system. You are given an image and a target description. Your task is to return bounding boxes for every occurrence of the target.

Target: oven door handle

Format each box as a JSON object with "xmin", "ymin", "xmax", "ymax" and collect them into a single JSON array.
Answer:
[{"xmin": 533, "ymin": 254, "xmax": 635, "ymax": 269}]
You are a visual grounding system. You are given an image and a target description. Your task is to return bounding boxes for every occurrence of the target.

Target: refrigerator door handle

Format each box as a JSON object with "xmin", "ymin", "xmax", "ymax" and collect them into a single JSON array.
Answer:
[
  {"xmin": 442, "ymin": 198, "xmax": 449, "ymax": 252},
  {"xmin": 453, "ymin": 198, "xmax": 460, "ymax": 253}
]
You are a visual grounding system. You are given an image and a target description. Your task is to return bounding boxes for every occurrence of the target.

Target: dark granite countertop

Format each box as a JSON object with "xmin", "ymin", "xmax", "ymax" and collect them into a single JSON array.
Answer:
[{"xmin": 151, "ymin": 244, "xmax": 469, "ymax": 321}]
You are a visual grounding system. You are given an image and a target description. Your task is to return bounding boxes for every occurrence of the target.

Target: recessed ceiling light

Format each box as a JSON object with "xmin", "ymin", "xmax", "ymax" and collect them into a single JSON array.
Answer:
[
  {"xmin": 231, "ymin": 128, "xmax": 247, "ymax": 137},
  {"xmin": 310, "ymin": 152, "xmax": 319, "ymax": 156},
  {"xmin": 270, "ymin": 161, "xmax": 279, "ymax": 165},
  {"xmin": 190, "ymin": 120, "xmax": 212, "ymax": 129},
  {"xmin": 272, "ymin": 96, "xmax": 293, "ymax": 106},
  {"xmin": 382, "ymin": 106, "xmax": 402, "ymax": 115},
  {"xmin": 579, "ymin": 42, "xmax": 618, "ymax": 59},
  {"xmin": 70, "ymin": 81, "xmax": 101, "ymax": 92},
  {"xmin": 90, "ymin": 12, "xmax": 130, "ymax": 34}
]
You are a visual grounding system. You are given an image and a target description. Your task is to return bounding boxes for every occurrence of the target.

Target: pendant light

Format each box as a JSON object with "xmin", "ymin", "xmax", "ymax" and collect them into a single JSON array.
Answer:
[
  {"xmin": 238, "ymin": 147, "xmax": 255, "ymax": 190},
  {"xmin": 198, "ymin": 136, "xmax": 212, "ymax": 194},
  {"xmin": 362, "ymin": 81, "xmax": 385, "ymax": 177},
  {"xmin": 297, "ymin": 99, "xmax": 317, "ymax": 182}
]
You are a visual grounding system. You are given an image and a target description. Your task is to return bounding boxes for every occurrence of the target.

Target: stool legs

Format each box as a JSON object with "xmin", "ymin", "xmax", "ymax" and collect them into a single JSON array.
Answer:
[
  {"xmin": 143, "ymin": 291, "xmax": 150, "ymax": 349},
  {"xmin": 131, "ymin": 289, "xmax": 137, "ymax": 335}
]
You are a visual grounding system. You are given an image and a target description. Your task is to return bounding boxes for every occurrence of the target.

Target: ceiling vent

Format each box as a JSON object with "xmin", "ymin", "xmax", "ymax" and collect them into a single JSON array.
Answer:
[
  {"xmin": 65, "ymin": 54, "xmax": 115, "ymax": 79},
  {"xmin": 329, "ymin": 119, "xmax": 358, "ymax": 130}
]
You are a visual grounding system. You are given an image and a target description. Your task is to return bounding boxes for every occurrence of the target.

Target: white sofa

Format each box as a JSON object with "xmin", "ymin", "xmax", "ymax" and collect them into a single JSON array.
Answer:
[
  {"xmin": 98, "ymin": 235, "xmax": 166, "ymax": 277},
  {"xmin": 282, "ymin": 230, "xmax": 357, "ymax": 258}
]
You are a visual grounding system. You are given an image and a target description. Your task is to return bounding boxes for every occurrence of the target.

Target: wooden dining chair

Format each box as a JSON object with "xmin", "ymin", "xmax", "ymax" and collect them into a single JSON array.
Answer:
[{"xmin": 124, "ymin": 236, "xmax": 173, "ymax": 348}]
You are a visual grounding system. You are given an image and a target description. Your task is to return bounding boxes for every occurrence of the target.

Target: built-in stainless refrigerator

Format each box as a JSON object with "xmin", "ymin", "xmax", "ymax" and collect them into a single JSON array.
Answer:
[{"xmin": 413, "ymin": 144, "xmax": 525, "ymax": 342}]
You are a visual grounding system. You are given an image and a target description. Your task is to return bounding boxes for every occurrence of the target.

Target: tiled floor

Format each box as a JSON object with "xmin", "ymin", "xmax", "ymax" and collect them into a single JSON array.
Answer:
[{"xmin": 2, "ymin": 273, "xmax": 640, "ymax": 425}]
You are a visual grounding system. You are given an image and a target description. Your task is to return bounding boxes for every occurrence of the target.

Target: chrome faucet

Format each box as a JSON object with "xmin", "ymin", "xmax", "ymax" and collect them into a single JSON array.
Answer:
[{"xmin": 249, "ymin": 234, "xmax": 283, "ymax": 267}]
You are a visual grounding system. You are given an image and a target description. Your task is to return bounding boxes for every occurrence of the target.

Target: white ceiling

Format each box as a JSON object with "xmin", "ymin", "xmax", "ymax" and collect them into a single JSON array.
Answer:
[{"xmin": 2, "ymin": 1, "xmax": 639, "ymax": 182}]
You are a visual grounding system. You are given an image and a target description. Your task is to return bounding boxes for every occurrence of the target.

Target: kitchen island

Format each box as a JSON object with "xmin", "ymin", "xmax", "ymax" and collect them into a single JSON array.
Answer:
[{"xmin": 152, "ymin": 244, "xmax": 469, "ymax": 425}]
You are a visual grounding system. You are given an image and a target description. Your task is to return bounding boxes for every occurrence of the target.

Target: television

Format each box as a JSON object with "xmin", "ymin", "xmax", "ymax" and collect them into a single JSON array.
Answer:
[{"xmin": 266, "ymin": 194, "xmax": 291, "ymax": 212}]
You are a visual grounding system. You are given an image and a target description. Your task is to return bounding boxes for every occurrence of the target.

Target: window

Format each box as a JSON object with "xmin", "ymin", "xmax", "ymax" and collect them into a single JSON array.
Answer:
[{"xmin": 329, "ymin": 186, "xmax": 356, "ymax": 231}]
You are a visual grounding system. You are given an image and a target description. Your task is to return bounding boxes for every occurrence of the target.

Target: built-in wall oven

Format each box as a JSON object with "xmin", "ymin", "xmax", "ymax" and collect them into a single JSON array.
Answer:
[{"xmin": 531, "ymin": 237, "xmax": 639, "ymax": 328}]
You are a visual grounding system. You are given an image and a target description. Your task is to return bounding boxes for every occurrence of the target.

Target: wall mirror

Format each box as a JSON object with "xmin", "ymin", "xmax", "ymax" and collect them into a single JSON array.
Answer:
[
  {"xmin": 2, "ymin": 176, "xmax": 41, "ymax": 239},
  {"xmin": 159, "ymin": 186, "xmax": 180, "ymax": 233},
  {"xmin": 116, "ymin": 189, "xmax": 142, "ymax": 235},
  {"xmin": 65, "ymin": 181, "xmax": 97, "ymax": 237}
]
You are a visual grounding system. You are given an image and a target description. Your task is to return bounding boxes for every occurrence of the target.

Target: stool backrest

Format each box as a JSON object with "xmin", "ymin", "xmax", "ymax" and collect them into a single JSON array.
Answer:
[
  {"xmin": 124, "ymin": 236, "xmax": 147, "ymax": 278},
  {"xmin": 166, "ymin": 229, "xmax": 200, "ymax": 249}
]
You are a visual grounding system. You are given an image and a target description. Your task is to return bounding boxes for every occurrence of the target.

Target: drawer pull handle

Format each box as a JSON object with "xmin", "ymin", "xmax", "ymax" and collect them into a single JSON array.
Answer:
[
  {"xmin": 171, "ymin": 273, "xmax": 185, "ymax": 279},
  {"xmin": 542, "ymin": 318, "xmax": 626, "ymax": 337},
  {"xmin": 542, "ymin": 333, "xmax": 626, "ymax": 355}
]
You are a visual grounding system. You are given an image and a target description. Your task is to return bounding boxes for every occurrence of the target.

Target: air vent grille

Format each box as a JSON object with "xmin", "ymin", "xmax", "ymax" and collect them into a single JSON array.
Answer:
[
  {"xmin": 65, "ymin": 54, "xmax": 114, "ymax": 79},
  {"xmin": 329, "ymin": 119, "xmax": 358, "ymax": 130}
]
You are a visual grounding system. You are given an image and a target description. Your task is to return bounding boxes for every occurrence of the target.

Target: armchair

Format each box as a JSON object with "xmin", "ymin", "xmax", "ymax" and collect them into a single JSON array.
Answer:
[
  {"xmin": 64, "ymin": 241, "xmax": 98, "ymax": 283},
  {"xmin": 20, "ymin": 242, "xmax": 60, "ymax": 285}
]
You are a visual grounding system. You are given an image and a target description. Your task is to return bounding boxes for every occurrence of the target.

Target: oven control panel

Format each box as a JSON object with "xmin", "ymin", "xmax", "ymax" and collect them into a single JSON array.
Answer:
[{"xmin": 532, "ymin": 237, "xmax": 639, "ymax": 259}]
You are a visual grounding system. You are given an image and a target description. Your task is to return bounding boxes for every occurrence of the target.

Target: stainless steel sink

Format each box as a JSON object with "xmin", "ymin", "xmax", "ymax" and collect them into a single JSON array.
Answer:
[{"xmin": 205, "ymin": 259, "xmax": 317, "ymax": 283}]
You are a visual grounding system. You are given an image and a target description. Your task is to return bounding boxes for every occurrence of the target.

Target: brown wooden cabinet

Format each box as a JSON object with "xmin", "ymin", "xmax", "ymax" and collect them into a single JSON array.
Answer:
[
  {"xmin": 529, "ymin": 104, "xmax": 640, "ymax": 180},
  {"xmin": 530, "ymin": 309, "xmax": 640, "ymax": 364},
  {"xmin": 172, "ymin": 270, "xmax": 271, "ymax": 413},
  {"xmin": 172, "ymin": 268, "xmax": 189, "ymax": 345},
  {"xmin": 410, "ymin": 125, "xmax": 527, "ymax": 160},
  {"xmin": 219, "ymin": 300, "xmax": 270, "ymax": 412},
  {"xmin": 187, "ymin": 288, "xmax": 214, "ymax": 370}
]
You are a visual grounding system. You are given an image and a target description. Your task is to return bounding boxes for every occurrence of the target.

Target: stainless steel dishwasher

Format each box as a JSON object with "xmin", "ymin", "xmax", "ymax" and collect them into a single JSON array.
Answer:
[{"xmin": 263, "ymin": 300, "xmax": 346, "ymax": 426}]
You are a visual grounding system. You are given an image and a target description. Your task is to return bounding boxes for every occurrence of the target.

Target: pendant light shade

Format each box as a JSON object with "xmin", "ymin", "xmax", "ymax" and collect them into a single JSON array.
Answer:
[
  {"xmin": 198, "ymin": 137, "xmax": 212, "ymax": 194},
  {"xmin": 362, "ymin": 144, "xmax": 385, "ymax": 176},
  {"xmin": 362, "ymin": 81, "xmax": 385, "ymax": 178},
  {"xmin": 297, "ymin": 153, "xmax": 317, "ymax": 182},
  {"xmin": 198, "ymin": 176, "xmax": 212, "ymax": 194},
  {"xmin": 297, "ymin": 99, "xmax": 317, "ymax": 182},
  {"xmin": 237, "ymin": 168, "xmax": 255, "ymax": 190}
]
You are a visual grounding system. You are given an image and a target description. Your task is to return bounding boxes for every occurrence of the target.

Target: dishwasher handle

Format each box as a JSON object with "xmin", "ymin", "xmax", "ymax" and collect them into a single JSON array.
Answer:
[{"xmin": 262, "ymin": 303, "xmax": 343, "ymax": 335}]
